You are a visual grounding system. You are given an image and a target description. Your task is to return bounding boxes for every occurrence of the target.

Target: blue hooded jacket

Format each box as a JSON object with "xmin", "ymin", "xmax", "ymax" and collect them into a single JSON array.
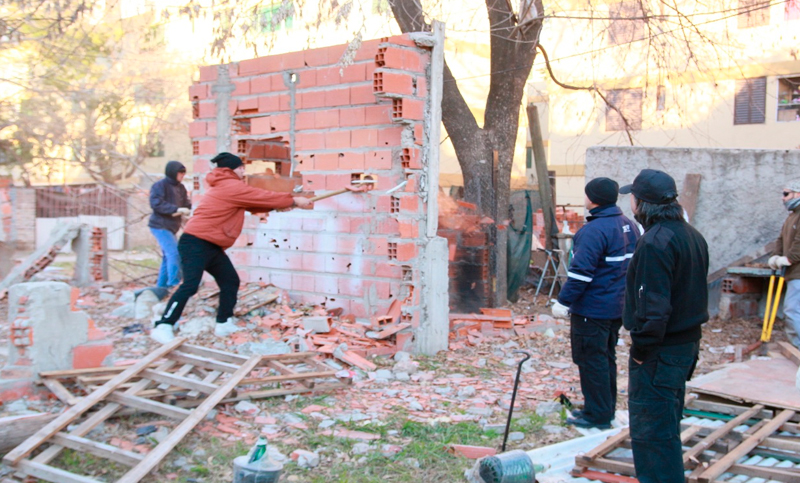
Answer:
[
  {"xmin": 557, "ymin": 204, "xmax": 639, "ymax": 319},
  {"xmin": 148, "ymin": 160, "xmax": 190, "ymax": 234}
]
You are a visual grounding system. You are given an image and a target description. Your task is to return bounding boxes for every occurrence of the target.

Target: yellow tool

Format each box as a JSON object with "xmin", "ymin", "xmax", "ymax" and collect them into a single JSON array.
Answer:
[{"xmin": 761, "ymin": 267, "xmax": 787, "ymax": 353}]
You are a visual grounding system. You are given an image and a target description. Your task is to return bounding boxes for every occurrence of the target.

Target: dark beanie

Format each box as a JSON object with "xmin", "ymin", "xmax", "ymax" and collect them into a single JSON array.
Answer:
[
  {"xmin": 585, "ymin": 177, "xmax": 619, "ymax": 206},
  {"xmin": 211, "ymin": 152, "xmax": 243, "ymax": 170}
]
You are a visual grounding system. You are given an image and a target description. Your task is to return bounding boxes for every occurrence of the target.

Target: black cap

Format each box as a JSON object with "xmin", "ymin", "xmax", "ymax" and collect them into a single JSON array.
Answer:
[
  {"xmin": 585, "ymin": 177, "xmax": 619, "ymax": 206},
  {"xmin": 619, "ymin": 169, "xmax": 678, "ymax": 205},
  {"xmin": 211, "ymin": 152, "xmax": 243, "ymax": 170}
]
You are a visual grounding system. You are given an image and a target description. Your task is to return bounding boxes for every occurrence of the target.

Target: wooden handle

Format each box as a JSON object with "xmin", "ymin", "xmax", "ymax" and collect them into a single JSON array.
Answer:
[{"xmin": 309, "ymin": 188, "xmax": 348, "ymax": 202}]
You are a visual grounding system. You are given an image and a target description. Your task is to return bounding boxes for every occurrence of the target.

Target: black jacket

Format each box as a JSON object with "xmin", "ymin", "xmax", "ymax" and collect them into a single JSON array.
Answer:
[
  {"xmin": 557, "ymin": 204, "xmax": 638, "ymax": 319},
  {"xmin": 148, "ymin": 161, "xmax": 190, "ymax": 234},
  {"xmin": 623, "ymin": 218, "xmax": 709, "ymax": 360}
]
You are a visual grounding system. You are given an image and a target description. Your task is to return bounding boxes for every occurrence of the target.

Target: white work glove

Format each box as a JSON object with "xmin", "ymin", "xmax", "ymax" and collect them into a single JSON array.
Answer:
[
  {"xmin": 775, "ymin": 256, "xmax": 792, "ymax": 268},
  {"xmin": 768, "ymin": 255, "xmax": 779, "ymax": 270},
  {"xmin": 176, "ymin": 207, "xmax": 191, "ymax": 216},
  {"xmin": 551, "ymin": 300, "xmax": 570, "ymax": 318}
]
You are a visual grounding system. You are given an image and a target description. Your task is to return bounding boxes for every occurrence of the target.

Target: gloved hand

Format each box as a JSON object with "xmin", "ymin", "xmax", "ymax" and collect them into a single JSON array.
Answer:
[
  {"xmin": 768, "ymin": 255, "xmax": 779, "ymax": 270},
  {"xmin": 176, "ymin": 207, "xmax": 191, "ymax": 216},
  {"xmin": 551, "ymin": 300, "xmax": 570, "ymax": 318},
  {"xmin": 775, "ymin": 256, "xmax": 792, "ymax": 268}
]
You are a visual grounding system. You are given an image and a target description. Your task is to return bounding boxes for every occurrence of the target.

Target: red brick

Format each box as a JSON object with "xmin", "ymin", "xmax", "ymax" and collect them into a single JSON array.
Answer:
[
  {"xmin": 375, "ymin": 195, "xmax": 393, "ymax": 213},
  {"xmin": 336, "ymin": 236, "xmax": 360, "ymax": 254},
  {"xmin": 304, "ymin": 48, "xmax": 329, "ymax": 67},
  {"xmin": 193, "ymin": 158, "xmax": 210, "ymax": 173},
  {"xmin": 72, "ymin": 343, "xmax": 113, "ymax": 369},
  {"xmin": 271, "ymin": 272, "xmax": 292, "ymax": 289},
  {"xmin": 278, "ymin": 51, "xmax": 306, "ymax": 70},
  {"xmin": 393, "ymin": 98, "xmax": 424, "ymax": 121},
  {"xmin": 301, "ymin": 91, "xmax": 326, "ymax": 109},
  {"xmin": 314, "ymin": 153, "xmax": 339, "ymax": 171},
  {"xmin": 325, "ymin": 88, "xmax": 351, "ymax": 107},
  {"xmin": 315, "ymin": 275, "xmax": 339, "ymax": 294},
  {"xmin": 350, "ymin": 217, "xmax": 370, "ymax": 233},
  {"xmin": 340, "ymin": 107, "xmax": 366, "ymax": 127},
  {"xmin": 302, "ymin": 217, "xmax": 325, "ymax": 231},
  {"xmin": 199, "ymin": 65, "xmax": 218, "ymax": 82},
  {"xmin": 374, "ymin": 262, "xmax": 402, "ymax": 278},
  {"xmin": 198, "ymin": 139, "xmax": 216, "ymax": 155},
  {"xmin": 326, "ymin": 173, "xmax": 353, "ymax": 189},
  {"xmin": 228, "ymin": 100, "xmax": 238, "ymax": 114},
  {"xmin": 315, "ymin": 110, "xmax": 340, "ymax": 129},
  {"xmin": 378, "ymin": 127, "xmax": 404, "ymax": 147},
  {"xmin": 292, "ymin": 273, "xmax": 316, "ymax": 292},
  {"xmin": 338, "ymin": 278, "xmax": 364, "ymax": 296},
  {"xmin": 296, "ymin": 69, "xmax": 317, "ymax": 89},
  {"xmin": 251, "ymin": 117, "xmax": 272, "ymax": 135},
  {"xmin": 416, "ymin": 76, "xmax": 428, "ymax": 97},
  {"xmin": 271, "ymin": 74, "xmax": 288, "ymax": 92},
  {"xmin": 295, "ymin": 154, "xmax": 313, "ymax": 171},
  {"xmin": 189, "ymin": 121, "xmax": 207, "ymax": 137},
  {"xmin": 396, "ymin": 242, "xmax": 418, "ymax": 261},
  {"xmin": 375, "ymin": 71, "xmax": 414, "ymax": 95},
  {"xmin": 381, "ymin": 47, "xmax": 424, "ymax": 71},
  {"xmin": 296, "ymin": 132, "xmax": 326, "ymax": 150},
  {"xmin": 291, "ymin": 111, "xmax": 312, "ymax": 130},
  {"xmin": 259, "ymin": 95, "xmax": 280, "ymax": 113},
  {"xmin": 341, "ymin": 63, "xmax": 368, "ymax": 83},
  {"xmin": 399, "ymin": 196, "xmax": 419, "ymax": 212},
  {"xmin": 271, "ymin": 114, "xmax": 291, "ymax": 132},
  {"xmin": 385, "ymin": 34, "xmax": 419, "ymax": 48},
  {"xmin": 326, "ymin": 131, "xmax": 350, "ymax": 149},
  {"xmin": 233, "ymin": 79, "xmax": 250, "ymax": 96},
  {"xmin": 399, "ymin": 220, "xmax": 419, "ymax": 238},
  {"xmin": 198, "ymin": 102, "xmax": 215, "ymax": 119},
  {"xmin": 324, "ymin": 44, "xmax": 348, "ymax": 64},
  {"xmin": 189, "ymin": 83, "xmax": 209, "ymax": 100},
  {"xmin": 338, "ymin": 152, "xmax": 365, "ymax": 170},
  {"xmin": 251, "ymin": 75, "xmax": 273, "ymax": 94},
  {"xmin": 414, "ymin": 124, "xmax": 424, "ymax": 145},
  {"xmin": 365, "ymin": 104, "xmax": 392, "ymax": 124},
  {"xmin": 237, "ymin": 57, "xmax": 264, "ymax": 75},
  {"xmin": 463, "ymin": 232, "xmax": 488, "ymax": 247},
  {"xmin": 375, "ymin": 218, "xmax": 400, "ymax": 235},
  {"xmin": 302, "ymin": 173, "xmax": 327, "ymax": 191},
  {"xmin": 316, "ymin": 66, "xmax": 339, "ymax": 86},
  {"xmin": 279, "ymin": 94, "xmax": 291, "ymax": 111},
  {"xmin": 402, "ymin": 147, "xmax": 422, "ymax": 169},
  {"xmin": 351, "ymin": 84, "xmax": 376, "ymax": 105},
  {"xmin": 365, "ymin": 150, "xmax": 393, "ymax": 169},
  {"xmin": 355, "ymin": 39, "xmax": 382, "ymax": 61},
  {"xmin": 351, "ymin": 129, "xmax": 378, "ymax": 148}
]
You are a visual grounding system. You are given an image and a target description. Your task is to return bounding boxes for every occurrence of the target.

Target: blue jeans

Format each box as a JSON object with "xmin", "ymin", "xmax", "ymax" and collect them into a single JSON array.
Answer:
[
  {"xmin": 628, "ymin": 340, "xmax": 699, "ymax": 483},
  {"xmin": 150, "ymin": 228, "xmax": 181, "ymax": 288}
]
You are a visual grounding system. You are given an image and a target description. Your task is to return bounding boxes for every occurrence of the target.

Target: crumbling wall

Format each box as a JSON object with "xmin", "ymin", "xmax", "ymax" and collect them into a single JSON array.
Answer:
[
  {"xmin": 189, "ymin": 34, "xmax": 445, "ymax": 352},
  {"xmin": 586, "ymin": 147, "xmax": 800, "ymax": 274}
]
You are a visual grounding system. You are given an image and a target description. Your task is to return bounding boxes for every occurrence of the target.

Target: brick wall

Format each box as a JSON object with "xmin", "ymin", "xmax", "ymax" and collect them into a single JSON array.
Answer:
[{"xmin": 190, "ymin": 34, "xmax": 434, "ymax": 332}]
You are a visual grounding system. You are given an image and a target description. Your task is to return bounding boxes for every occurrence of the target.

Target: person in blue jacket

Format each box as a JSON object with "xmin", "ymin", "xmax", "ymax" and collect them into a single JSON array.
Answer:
[
  {"xmin": 551, "ymin": 177, "xmax": 638, "ymax": 429},
  {"xmin": 148, "ymin": 160, "xmax": 191, "ymax": 288}
]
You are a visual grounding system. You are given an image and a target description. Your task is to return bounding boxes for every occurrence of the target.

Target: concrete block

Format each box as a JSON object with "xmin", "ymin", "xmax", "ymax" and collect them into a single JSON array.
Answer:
[{"xmin": 302, "ymin": 316, "xmax": 331, "ymax": 333}]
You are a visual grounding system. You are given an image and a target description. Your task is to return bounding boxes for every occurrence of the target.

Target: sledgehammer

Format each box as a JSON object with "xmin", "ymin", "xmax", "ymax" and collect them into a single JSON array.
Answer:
[{"xmin": 307, "ymin": 174, "xmax": 377, "ymax": 202}]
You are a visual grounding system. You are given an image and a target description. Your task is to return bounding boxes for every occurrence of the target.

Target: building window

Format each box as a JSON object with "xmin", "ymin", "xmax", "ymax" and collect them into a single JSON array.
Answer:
[
  {"xmin": 787, "ymin": 0, "xmax": 800, "ymax": 20},
  {"xmin": 608, "ymin": 2, "xmax": 645, "ymax": 45},
  {"xmin": 734, "ymin": 77, "xmax": 766, "ymax": 125},
  {"xmin": 778, "ymin": 76, "xmax": 800, "ymax": 122},
  {"xmin": 738, "ymin": 0, "xmax": 770, "ymax": 28},
  {"xmin": 260, "ymin": 1, "xmax": 294, "ymax": 32},
  {"xmin": 605, "ymin": 88, "xmax": 643, "ymax": 131},
  {"xmin": 656, "ymin": 85, "xmax": 666, "ymax": 111}
]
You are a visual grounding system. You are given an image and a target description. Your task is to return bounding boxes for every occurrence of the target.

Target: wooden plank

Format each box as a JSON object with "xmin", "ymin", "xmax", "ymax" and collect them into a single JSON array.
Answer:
[
  {"xmin": 15, "ymin": 460, "xmax": 101, "ymax": 483},
  {"xmin": 40, "ymin": 379, "xmax": 80, "ymax": 405},
  {"xmin": 106, "ymin": 393, "xmax": 191, "ymax": 420},
  {"xmin": 51, "ymin": 433, "xmax": 144, "ymax": 467},
  {"xmin": 448, "ymin": 313, "xmax": 513, "ymax": 322},
  {"xmin": 725, "ymin": 462, "xmax": 800, "ymax": 482},
  {"xmin": 179, "ymin": 344, "xmax": 248, "ymax": 365},
  {"xmin": 577, "ymin": 428, "xmax": 630, "ymax": 464},
  {"xmin": 697, "ymin": 409, "xmax": 796, "ymax": 482},
  {"xmin": 187, "ymin": 369, "xmax": 223, "ymax": 399},
  {"xmin": 116, "ymin": 355, "xmax": 263, "ymax": 483},
  {"xmin": 682, "ymin": 404, "xmax": 765, "ymax": 466},
  {"xmin": 140, "ymin": 369, "xmax": 218, "ymax": 394},
  {"xmin": 239, "ymin": 370, "xmax": 336, "ymax": 386},
  {"xmin": 166, "ymin": 351, "xmax": 239, "ymax": 373},
  {"xmin": 779, "ymin": 341, "xmax": 800, "ymax": 366},
  {"xmin": 687, "ymin": 398, "xmax": 774, "ymax": 420},
  {"xmin": 571, "ymin": 468, "xmax": 640, "ymax": 483},
  {"xmin": 583, "ymin": 456, "xmax": 636, "ymax": 477},
  {"xmin": 0, "ymin": 413, "xmax": 58, "ymax": 456},
  {"xmin": 264, "ymin": 360, "xmax": 312, "ymax": 388},
  {"xmin": 3, "ymin": 338, "xmax": 184, "ymax": 466},
  {"xmin": 527, "ymin": 104, "xmax": 556, "ymax": 250},
  {"xmin": 680, "ymin": 173, "xmax": 702, "ymax": 223},
  {"xmin": 708, "ymin": 240, "xmax": 777, "ymax": 283}
]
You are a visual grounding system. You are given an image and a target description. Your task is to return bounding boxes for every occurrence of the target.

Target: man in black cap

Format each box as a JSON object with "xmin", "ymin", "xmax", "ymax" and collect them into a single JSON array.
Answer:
[
  {"xmin": 551, "ymin": 177, "xmax": 638, "ymax": 429},
  {"xmin": 149, "ymin": 160, "xmax": 191, "ymax": 288},
  {"xmin": 619, "ymin": 168, "xmax": 709, "ymax": 483}
]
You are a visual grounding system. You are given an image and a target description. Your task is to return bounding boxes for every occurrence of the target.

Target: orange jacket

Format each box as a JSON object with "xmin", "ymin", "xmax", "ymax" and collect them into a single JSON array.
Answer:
[{"xmin": 184, "ymin": 168, "xmax": 294, "ymax": 248}]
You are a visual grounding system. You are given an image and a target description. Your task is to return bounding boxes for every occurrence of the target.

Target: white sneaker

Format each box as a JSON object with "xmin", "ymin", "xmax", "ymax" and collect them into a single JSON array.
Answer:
[
  {"xmin": 214, "ymin": 319, "xmax": 244, "ymax": 337},
  {"xmin": 150, "ymin": 323, "xmax": 175, "ymax": 344}
]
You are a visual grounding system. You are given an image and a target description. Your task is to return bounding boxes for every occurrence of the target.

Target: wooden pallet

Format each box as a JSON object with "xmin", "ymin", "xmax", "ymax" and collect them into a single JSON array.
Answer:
[
  {"xmin": 38, "ymin": 345, "xmax": 350, "ymax": 407},
  {"xmin": 3, "ymin": 338, "xmax": 263, "ymax": 483},
  {"xmin": 572, "ymin": 399, "xmax": 800, "ymax": 483}
]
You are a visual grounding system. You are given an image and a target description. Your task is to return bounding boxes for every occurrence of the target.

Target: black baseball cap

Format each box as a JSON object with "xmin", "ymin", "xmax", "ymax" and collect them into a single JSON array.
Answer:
[{"xmin": 619, "ymin": 169, "xmax": 678, "ymax": 205}]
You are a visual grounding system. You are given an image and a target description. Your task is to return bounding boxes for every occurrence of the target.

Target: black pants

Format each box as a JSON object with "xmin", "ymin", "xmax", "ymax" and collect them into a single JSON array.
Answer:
[
  {"xmin": 570, "ymin": 314, "xmax": 622, "ymax": 425},
  {"xmin": 629, "ymin": 340, "xmax": 699, "ymax": 483},
  {"xmin": 158, "ymin": 233, "xmax": 240, "ymax": 326}
]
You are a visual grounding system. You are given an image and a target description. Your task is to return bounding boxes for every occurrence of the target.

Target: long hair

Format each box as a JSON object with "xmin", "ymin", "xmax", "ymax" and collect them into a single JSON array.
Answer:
[{"xmin": 634, "ymin": 198, "xmax": 684, "ymax": 229}]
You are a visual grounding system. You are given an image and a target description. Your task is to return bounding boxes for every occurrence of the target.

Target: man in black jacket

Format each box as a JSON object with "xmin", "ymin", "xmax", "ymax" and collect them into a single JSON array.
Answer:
[
  {"xmin": 148, "ymin": 160, "xmax": 191, "ymax": 288},
  {"xmin": 620, "ymin": 169, "xmax": 709, "ymax": 483}
]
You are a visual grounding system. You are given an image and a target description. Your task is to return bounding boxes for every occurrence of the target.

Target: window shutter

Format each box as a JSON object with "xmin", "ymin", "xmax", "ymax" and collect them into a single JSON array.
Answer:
[{"xmin": 734, "ymin": 77, "xmax": 766, "ymax": 125}]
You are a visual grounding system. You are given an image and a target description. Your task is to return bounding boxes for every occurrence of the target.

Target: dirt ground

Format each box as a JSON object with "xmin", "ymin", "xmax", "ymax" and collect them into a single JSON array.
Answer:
[{"xmin": 0, "ymin": 258, "xmax": 788, "ymax": 483}]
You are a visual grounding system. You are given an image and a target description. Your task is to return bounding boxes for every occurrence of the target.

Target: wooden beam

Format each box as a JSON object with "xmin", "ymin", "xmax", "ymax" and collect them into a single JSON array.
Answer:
[
  {"xmin": 696, "ymin": 409, "xmax": 796, "ymax": 483},
  {"xmin": 51, "ymin": 433, "xmax": 144, "ymax": 467},
  {"xmin": 682, "ymin": 404, "xmax": 765, "ymax": 466},
  {"xmin": 140, "ymin": 369, "xmax": 218, "ymax": 394},
  {"xmin": 106, "ymin": 393, "xmax": 191, "ymax": 420},
  {"xmin": 15, "ymin": 460, "xmax": 101, "ymax": 483},
  {"xmin": 779, "ymin": 341, "xmax": 800, "ymax": 366},
  {"xmin": 3, "ymin": 338, "xmax": 184, "ymax": 466},
  {"xmin": 116, "ymin": 356, "xmax": 263, "ymax": 483},
  {"xmin": 166, "ymin": 351, "xmax": 240, "ymax": 373},
  {"xmin": 680, "ymin": 173, "xmax": 702, "ymax": 223},
  {"xmin": 577, "ymin": 428, "xmax": 630, "ymax": 464},
  {"xmin": 41, "ymin": 379, "xmax": 80, "ymax": 405},
  {"xmin": 527, "ymin": 104, "xmax": 556, "ymax": 250}
]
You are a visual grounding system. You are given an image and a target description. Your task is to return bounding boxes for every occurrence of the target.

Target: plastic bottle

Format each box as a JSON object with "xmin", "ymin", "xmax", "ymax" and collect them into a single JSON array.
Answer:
[{"xmin": 248, "ymin": 437, "xmax": 268, "ymax": 464}]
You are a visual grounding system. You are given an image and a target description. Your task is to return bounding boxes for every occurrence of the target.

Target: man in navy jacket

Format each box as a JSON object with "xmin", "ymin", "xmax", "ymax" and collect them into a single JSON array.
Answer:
[
  {"xmin": 148, "ymin": 160, "xmax": 191, "ymax": 288},
  {"xmin": 551, "ymin": 177, "xmax": 638, "ymax": 429}
]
